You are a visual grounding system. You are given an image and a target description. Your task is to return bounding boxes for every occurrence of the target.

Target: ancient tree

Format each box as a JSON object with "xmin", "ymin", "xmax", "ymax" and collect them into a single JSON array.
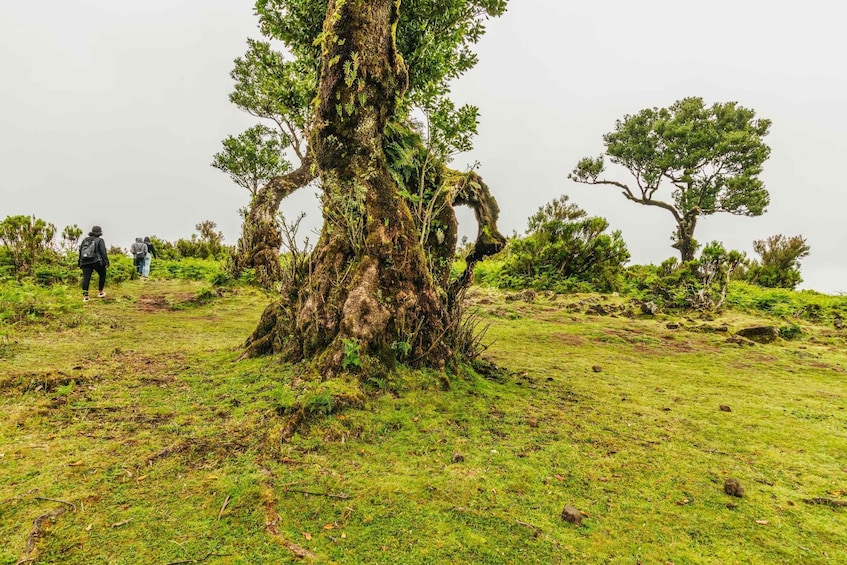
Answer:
[
  {"xmin": 216, "ymin": 0, "xmax": 509, "ymax": 375},
  {"xmin": 569, "ymin": 97, "xmax": 771, "ymax": 262}
]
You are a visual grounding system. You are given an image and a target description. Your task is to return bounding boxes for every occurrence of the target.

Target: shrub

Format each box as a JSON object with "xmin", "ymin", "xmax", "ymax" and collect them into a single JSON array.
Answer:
[
  {"xmin": 628, "ymin": 243, "xmax": 745, "ymax": 311},
  {"xmin": 496, "ymin": 195, "xmax": 630, "ymax": 293},
  {"xmin": 743, "ymin": 234, "xmax": 810, "ymax": 289},
  {"xmin": 726, "ymin": 281, "xmax": 847, "ymax": 326},
  {"xmin": 0, "ymin": 215, "xmax": 58, "ymax": 274}
]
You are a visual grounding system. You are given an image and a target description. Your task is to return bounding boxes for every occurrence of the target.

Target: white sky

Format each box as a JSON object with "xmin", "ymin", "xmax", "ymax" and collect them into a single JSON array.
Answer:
[{"xmin": 1, "ymin": 0, "xmax": 845, "ymax": 293}]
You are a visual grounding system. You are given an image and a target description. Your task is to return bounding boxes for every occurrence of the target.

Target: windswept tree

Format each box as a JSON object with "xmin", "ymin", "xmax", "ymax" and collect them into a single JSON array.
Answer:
[
  {"xmin": 219, "ymin": 0, "xmax": 509, "ymax": 376},
  {"xmin": 569, "ymin": 97, "xmax": 771, "ymax": 262}
]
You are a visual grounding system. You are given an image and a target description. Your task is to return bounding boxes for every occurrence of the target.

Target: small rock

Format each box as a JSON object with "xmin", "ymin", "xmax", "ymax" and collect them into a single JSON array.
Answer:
[
  {"xmin": 724, "ymin": 477, "xmax": 744, "ymax": 497},
  {"xmin": 451, "ymin": 452, "xmax": 465, "ymax": 464},
  {"xmin": 719, "ymin": 405, "xmax": 732, "ymax": 412},
  {"xmin": 560, "ymin": 505, "xmax": 583, "ymax": 525},
  {"xmin": 666, "ymin": 322, "xmax": 680, "ymax": 330},
  {"xmin": 585, "ymin": 304, "xmax": 610, "ymax": 316},
  {"xmin": 725, "ymin": 336, "xmax": 755, "ymax": 347},
  {"xmin": 641, "ymin": 301, "xmax": 659, "ymax": 316},
  {"xmin": 835, "ymin": 315, "xmax": 845, "ymax": 330},
  {"xmin": 592, "ymin": 365, "xmax": 602, "ymax": 373}
]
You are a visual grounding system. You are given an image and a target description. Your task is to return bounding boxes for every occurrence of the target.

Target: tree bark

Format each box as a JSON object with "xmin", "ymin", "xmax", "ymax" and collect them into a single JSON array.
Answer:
[{"xmin": 673, "ymin": 211, "xmax": 699, "ymax": 263}]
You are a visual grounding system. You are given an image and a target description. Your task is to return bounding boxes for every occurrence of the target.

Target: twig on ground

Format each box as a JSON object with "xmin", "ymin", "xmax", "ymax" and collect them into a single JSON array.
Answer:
[
  {"xmin": 0, "ymin": 488, "xmax": 38, "ymax": 506},
  {"xmin": 111, "ymin": 518, "xmax": 133, "ymax": 528},
  {"xmin": 35, "ymin": 497, "xmax": 76, "ymax": 511},
  {"xmin": 164, "ymin": 552, "xmax": 231, "ymax": 565},
  {"xmin": 285, "ymin": 489, "xmax": 350, "ymax": 500},
  {"xmin": 217, "ymin": 495, "xmax": 231, "ymax": 520},
  {"xmin": 515, "ymin": 519, "xmax": 542, "ymax": 537}
]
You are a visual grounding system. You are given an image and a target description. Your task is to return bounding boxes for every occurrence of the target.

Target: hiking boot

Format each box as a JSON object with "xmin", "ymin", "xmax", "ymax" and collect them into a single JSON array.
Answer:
[
  {"xmin": 83, "ymin": 295, "xmax": 90, "ymax": 302},
  {"xmin": 98, "ymin": 291, "xmax": 106, "ymax": 298}
]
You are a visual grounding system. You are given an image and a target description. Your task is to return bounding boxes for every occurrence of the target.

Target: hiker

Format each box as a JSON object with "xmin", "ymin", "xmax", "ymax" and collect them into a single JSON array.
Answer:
[
  {"xmin": 78, "ymin": 225, "xmax": 110, "ymax": 302},
  {"xmin": 142, "ymin": 236, "xmax": 156, "ymax": 278},
  {"xmin": 130, "ymin": 237, "xmax": 148, "ymax": 276}
]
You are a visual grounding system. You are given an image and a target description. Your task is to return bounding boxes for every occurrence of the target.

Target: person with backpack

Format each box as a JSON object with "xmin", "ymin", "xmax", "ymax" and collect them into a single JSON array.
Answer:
[
  {"xmin": 142, "ymin": 236, "xmax": 156, "ymax": 278},
  {"xmin": 130, "ymin": 237, "xmax": 148, "ymax": 276},
  {"xmin": 78, "ymin": 225, "xmax": 110, "ymax": 302}
]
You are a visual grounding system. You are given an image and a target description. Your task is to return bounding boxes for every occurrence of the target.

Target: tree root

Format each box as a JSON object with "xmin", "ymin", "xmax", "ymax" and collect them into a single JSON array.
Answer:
[
  {"xmin": 19, "ymin": 504, "xmax": 72, "ymax": 564},
  {"xmin": 257, "ymin": 463, "xmax": 319, "ymax": 561}
]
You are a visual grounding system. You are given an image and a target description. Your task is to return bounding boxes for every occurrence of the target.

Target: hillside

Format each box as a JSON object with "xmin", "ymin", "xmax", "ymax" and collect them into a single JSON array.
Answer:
[{"xmin": 1, "ymin": 280, "xmax": 846, "ymax": 564}]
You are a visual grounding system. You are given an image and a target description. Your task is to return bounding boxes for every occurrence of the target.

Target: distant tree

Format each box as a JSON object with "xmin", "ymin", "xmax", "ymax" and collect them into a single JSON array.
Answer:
[
  {"xmin": 211, "ymin": 124, "xmax": 290, "ymax": 198},
  {"xmin": 174, "ymin": 221, "xmax": 226, "ymax": 259},
  {"xmin": 745, "ymin": 234, "xmax": 810, "ymax": 289},
  {"xmin": 570, "ymin": 97, "xmax": 771, "ymax": 262},
  {"xmin": 0, "ymin": 215, "xmax": 57, "ymax": 274},
  {"xmin": 499, "ymin": 195, "xmax": 630, "ymax": 292}
]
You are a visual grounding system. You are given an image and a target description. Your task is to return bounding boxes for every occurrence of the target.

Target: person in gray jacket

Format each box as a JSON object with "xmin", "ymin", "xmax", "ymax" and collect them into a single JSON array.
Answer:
[{"xmin": 130, "ymin": 237, "xmax": 148, "ymax": 276}]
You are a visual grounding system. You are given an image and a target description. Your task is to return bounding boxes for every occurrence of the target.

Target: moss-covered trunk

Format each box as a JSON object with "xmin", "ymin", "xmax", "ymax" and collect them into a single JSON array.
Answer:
[
  {"xmin": 674, "ymin": 212, "xmax": 699, "ymax": 263},
  {"xmin": 245, "ymin": 0, "xmax": 451, "ymax": 375},
  {"xmin": 229, "ymin": 162, "xmax": 314, "ymax": 288}
]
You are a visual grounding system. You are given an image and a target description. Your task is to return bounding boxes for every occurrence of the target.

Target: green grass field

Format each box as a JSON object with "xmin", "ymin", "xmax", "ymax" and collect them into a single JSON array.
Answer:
[{"xmin": 1, "ymin": 280, "xmax": 845, "ymax": 564}]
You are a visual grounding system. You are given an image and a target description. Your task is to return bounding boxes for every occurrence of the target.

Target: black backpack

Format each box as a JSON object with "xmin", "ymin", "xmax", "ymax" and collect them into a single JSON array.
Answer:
[{"xmin": 80, "ymin": 237, "xmax": 100, "ymax": 264}]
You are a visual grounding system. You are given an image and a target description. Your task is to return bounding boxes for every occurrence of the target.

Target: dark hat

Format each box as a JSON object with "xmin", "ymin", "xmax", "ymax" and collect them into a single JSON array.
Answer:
[{"xmin": 90, "ymin": 225, "xmax": 103, "ymax": 237}]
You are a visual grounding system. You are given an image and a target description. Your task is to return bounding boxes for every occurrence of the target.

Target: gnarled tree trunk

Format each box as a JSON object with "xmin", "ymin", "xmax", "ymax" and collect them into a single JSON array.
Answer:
[{"xmin": 245, "ymin": 0, "xmax": 447, "ymax": 375}]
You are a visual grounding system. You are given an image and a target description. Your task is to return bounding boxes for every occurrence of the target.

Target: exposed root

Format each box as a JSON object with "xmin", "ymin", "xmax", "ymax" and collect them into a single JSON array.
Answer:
[
  {"xmin": 258, "ymin": 463, "xmax": 319, "ymax": 561},
  {"xmin": 19, "ymin": 504, "xmax": 72, "ymax": 564}
]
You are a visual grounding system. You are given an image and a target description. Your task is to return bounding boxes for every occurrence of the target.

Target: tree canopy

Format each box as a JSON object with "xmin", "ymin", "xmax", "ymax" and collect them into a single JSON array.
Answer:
[{"xmin": 570, "ymin": 97, "xmax": 771, "ymax": 262}]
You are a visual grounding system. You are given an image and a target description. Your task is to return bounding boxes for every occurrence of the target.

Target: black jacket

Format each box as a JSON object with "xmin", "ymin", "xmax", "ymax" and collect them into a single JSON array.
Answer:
[{"xmin": 78, "ymin": 236, "xmax": 110, "ymax": 267}]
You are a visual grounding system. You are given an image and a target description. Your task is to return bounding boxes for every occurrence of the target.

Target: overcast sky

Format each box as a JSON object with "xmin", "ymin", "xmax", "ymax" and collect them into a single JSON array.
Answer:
[{"xmin": 1, "ymin": 1, "xmax": 845, "ymax": 293}]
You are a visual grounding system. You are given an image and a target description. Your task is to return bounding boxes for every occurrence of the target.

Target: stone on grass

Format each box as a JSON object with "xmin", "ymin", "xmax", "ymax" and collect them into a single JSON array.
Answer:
[
  {"xmin": 560, "ymin": 505, "xmax": 583, "ymax": 525},
  {"xmin": 451, "ymin": 452, "xmax": 465, "ymax": 464},
  {"xmin": 735, "ymin": 326, "xmax": 780, "ymax": 344},
  {"xmin": 641, "ymin": 301, "xmax": 659, "ymax": 316},
  {"xmin": 724, "ymin": 478, "xmax": 744, "ymax": 497}
]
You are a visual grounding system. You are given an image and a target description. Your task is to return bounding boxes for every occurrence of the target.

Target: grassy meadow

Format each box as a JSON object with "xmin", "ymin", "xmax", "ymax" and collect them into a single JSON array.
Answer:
[{"xmin": 1, "ymin": 278, "xmax": 846, "ymax": 564}]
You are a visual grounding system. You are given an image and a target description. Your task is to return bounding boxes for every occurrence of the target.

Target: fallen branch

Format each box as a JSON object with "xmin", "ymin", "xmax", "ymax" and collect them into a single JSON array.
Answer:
[
  {"xmin": 803, "ymin": 497, "xmax": 847, "ymax": 508},
  {"xmin": 285, "ymin": 489, "xmax": 350, "ymax": 500}
]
